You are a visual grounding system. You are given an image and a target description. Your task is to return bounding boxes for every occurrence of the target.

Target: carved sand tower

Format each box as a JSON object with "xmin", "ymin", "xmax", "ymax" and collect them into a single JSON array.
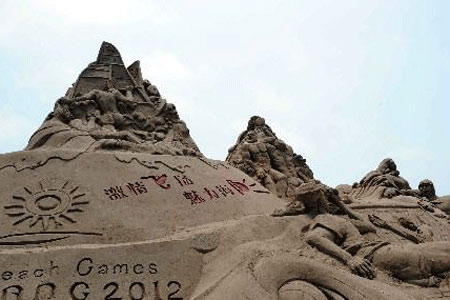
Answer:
[{"xmin": 1, "ymin": 43, "xmax": 449, "ymax": 300}]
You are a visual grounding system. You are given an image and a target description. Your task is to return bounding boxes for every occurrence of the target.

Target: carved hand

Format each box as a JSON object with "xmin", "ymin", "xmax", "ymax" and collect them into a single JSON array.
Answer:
[
  {"xmin": 368, "ymin": 214, "xmax": 388, "ymax": 228},
  {"xmin": 372, "ymin": 175, "xmax": 388, "ymax": 185},
  {"xmin": 347, "ymin": 256, "xmax": 376, "ymax": 279},
  {"xmin": 418, "ymin": 201, "xmax": 435, "ymax": 212}
]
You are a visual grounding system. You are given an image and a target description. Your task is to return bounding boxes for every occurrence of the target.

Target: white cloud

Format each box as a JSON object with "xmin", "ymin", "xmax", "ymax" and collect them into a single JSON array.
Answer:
[
  {"xmin": 0, "ymin": 110, "xmax": 34, "ymax": 144},
  {"xmin": 249, "ymin": 86, "xmax": 294, "ymax": 113},
  {"xmin": 141, "ymin": 51, "xmax": 191, "ymax": 81},
  {"xmin": 0, "ymin": 0, "xmax": 176, "ymax": 46},
  {"xmin": 13, "ymin": 60, "xmax": 79, "ymax": 105},
  {"xmin": 390, "ymin": 145, "xmax": 430, "ymax": 163},
  {"xmin": 37, "ymin": 0, "xmax": 143, "ymax": 24},
  {"xmin": 269, "ymin": 121, "xmax": 315, "ymax": 155},
  {"xmin": 31, "ymin": 0, "xmax": 174, "ymax": 26},
  {"xmin": 0, "ymin": 2, "xmax": 33, "ymax": 41}
]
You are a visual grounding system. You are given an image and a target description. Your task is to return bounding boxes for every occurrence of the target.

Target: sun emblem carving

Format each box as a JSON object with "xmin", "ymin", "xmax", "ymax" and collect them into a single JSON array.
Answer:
[{"xmin": 4, "ymin": 178, "xmax": 89, "ymax": 230}]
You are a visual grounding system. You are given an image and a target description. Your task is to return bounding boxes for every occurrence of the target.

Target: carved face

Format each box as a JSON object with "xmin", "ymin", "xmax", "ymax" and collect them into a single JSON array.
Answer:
[
  {"xmin": 389, "ymin": 160, "xmax": 397, "ymax": 171},
  {"xmin": 254, "ymin": 117, "xmax": 265, "ymax": 127},
  {"xmin": 378, "ymin": 158, "xmax": 397, "ymax": 174},
  {"xmin": 419, "ymin": 180, "xmax": 435, "ymax": 198},
  {"xmin": 246, "ymin": 132, "xmax": 258, "ymax": 143},
  {"xmin": 293, "ymin": 155, "xmax": 305, "ymax": 165},
  {"xmin": 301, "ymin": 190, "xmax": 329, "ymax": 215},
  {"xmin": 54, "ymin": 102, "xmax": 73, "ymax": 123},
  {"xmin": 147, "ymin": 84, "xmax": 160, "ymax": 96}
]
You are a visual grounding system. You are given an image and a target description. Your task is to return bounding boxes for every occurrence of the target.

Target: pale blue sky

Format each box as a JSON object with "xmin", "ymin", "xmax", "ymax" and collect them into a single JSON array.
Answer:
[{"xmin": 0, "ymin": 0, "xmax": 449, "ymax": 194}]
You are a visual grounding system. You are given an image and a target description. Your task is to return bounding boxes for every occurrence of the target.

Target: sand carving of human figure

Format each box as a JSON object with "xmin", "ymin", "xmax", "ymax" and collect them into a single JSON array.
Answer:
[
  {"xmin": 60, "ymin": 88, "xmax": 161, "ymax": 144},
  {"xmin": 267, "ymin": 139, "xmax": 294, "ymax": 177},
  {"xmin": 352, "ymin": 158, "xmax": 411, "ymax": 199},
  {"xmin": 238, "ymin": 131, "xmax": 284, "ymax": 195},
  {"xmin": 143, "ymin": 79, "xmax": 161, "ymax": 102},
  {"xmin": 416, "ymin": 179, "xmax": 450, "ymax": 215},
  {"xmin": 244, "ymin": 119, "xmax": 293, "ymax": 197},
  {"xmin": 293, "ymin": 154, "xmax": 314, "ymax": 182},
  {"xmin": 48, "ymin": 89, "xmax": 200, "ymax": 156},
  {"xmin": 266, "ymin": 140, "xmax": 308, "ymax": 199},
  {"xmin": 227, "ymin": 116, "xmax": 315, "ymax": 200},
  {"xmin": 63, "ymin": 88, "xmax": 136, "ymax": 114},
  {"xmin": 304, "ymin": 187, "xmax": 450, "ymax": 287}
]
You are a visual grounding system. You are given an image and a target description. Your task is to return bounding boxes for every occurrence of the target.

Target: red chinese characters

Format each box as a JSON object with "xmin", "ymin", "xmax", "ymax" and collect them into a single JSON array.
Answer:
[{"xmin": 104, "ymin": 173, "xmax": 262, "ymax": 205}]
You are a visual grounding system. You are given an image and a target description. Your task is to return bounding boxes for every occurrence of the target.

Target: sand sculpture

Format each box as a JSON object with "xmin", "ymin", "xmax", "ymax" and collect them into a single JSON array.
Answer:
[
  {"xmin": 346, "ymin": 158, "xmax": 411, "ymax": 200},
  {"xmin": 226, "ymin": 116, "xmax": 314, "ymax": 200},
  {"xmin": 27, "ymin": 42, "xmax": 202, "ymax": 157},
  {"xmin": 1, "ymin": 42, "xmax": 450, "ymax": 299},
  {"xmin": 414, "ymin": 179, "xmax": 450, "ymax": 214}
]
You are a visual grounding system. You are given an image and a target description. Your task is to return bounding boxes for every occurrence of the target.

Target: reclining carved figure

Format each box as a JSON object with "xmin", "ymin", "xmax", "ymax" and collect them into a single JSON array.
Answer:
[
  {"xmin": 304, "ymin": 188, "xmax": 450, "ymax": 287},
  {"xmin": 350, "ymin": 158, "xmax": 411, "ymax": 199},
  {"xmin": 416, "ymin": 179, "xmax": 450, "ymax": 215}
]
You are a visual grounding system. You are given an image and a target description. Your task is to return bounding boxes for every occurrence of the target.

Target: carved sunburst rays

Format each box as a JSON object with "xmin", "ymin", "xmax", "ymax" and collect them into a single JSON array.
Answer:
[{"xmin": 4, "ymin": 178, "xmax": 89, "ymax": 231}]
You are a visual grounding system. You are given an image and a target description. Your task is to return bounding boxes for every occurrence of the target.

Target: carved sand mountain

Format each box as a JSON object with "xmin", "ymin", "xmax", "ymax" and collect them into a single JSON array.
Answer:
[
  {"xmin": 226, "ymin": 116, "xmax": 314, "ymax": 200},
  {"xmin": 26, "ymin": 42, "xmax": 202, "ymax": 157}
]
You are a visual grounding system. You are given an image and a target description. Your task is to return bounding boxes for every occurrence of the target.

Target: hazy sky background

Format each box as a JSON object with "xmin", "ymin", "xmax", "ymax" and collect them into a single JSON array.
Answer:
[{"xmin": 1, "ymin": 0, "xmax": 449, "ymax": 194}]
